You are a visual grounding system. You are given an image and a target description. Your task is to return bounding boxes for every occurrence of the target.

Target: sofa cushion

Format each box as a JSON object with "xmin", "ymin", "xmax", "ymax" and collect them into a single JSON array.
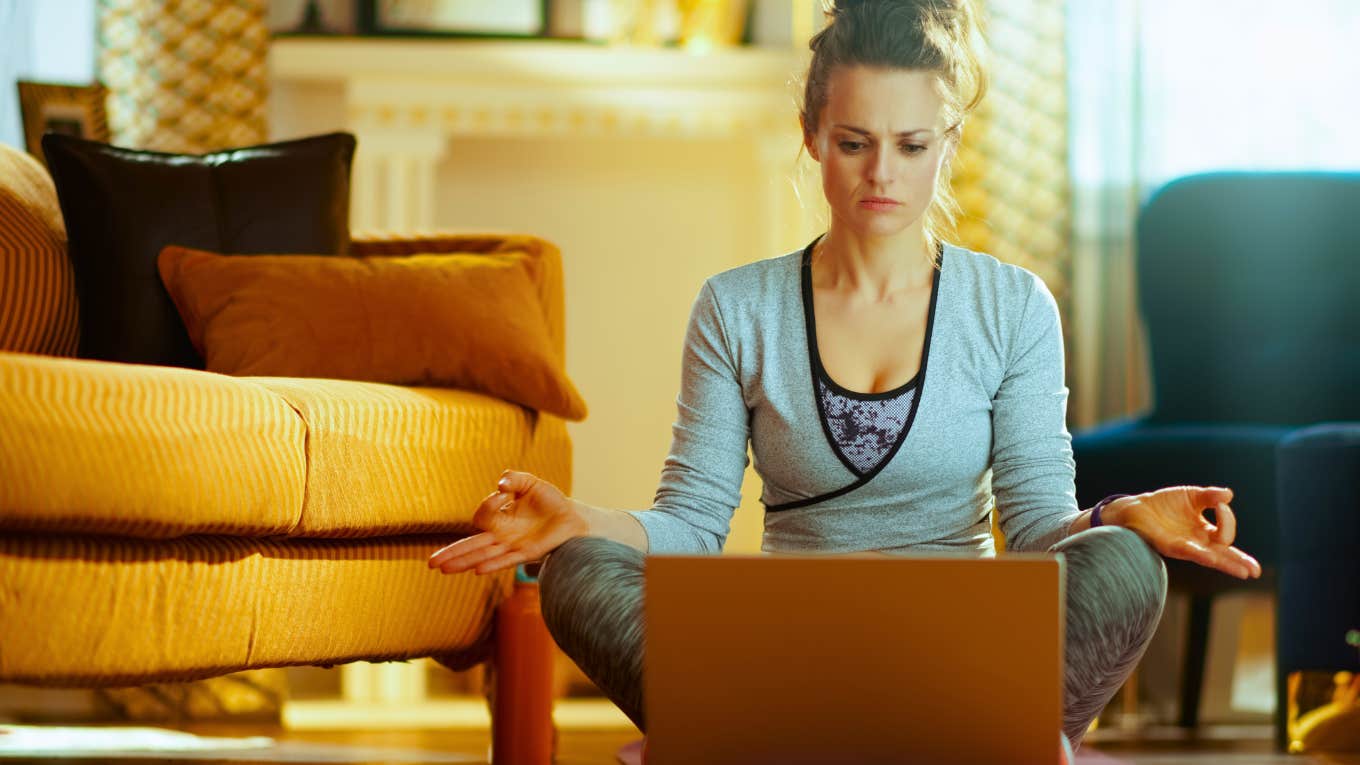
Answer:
[
  {"xmin": 0, "ymin": 143, "xmax": 77, "ymax": 357},
  {"xmin": 157, "ymin": 244, "xmax": 587, "ymax": 421},
  {"xmin": 0, "ymin": 533, "xmax": 509, "ymax": 685},
  {"xmin": 40, "ymin": 132, "xmax": 355, "ymax": 369},
  {"xmin": 252, "ymin": 377, "xmax": 574, "ymax": 537},
  {"xmin": 0, "ymin": 350, "xmax": 306, "ymax": 538},
  {"xmin": 0, "ymin": 350, "xmax": 573, "ymax": 540}
]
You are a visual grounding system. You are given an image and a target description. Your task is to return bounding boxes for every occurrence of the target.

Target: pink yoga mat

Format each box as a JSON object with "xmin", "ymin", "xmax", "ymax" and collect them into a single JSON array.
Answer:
[
  {"xmin": 615, "ymin": 739, "xmax": 1137, "ymax": 764},
  {"xmin": 1075, "ymin": 748, "xmax": 1136, "ymax": 764}
]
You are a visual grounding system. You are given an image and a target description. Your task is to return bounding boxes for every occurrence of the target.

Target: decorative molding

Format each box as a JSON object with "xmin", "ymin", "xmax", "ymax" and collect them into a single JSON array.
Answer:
[
  {"xmin": 272, "ymin": 38, "xmax": 804, "ymax": 141},
  {"xmin": 270, "ymin": 36, "xmax": 816, "ymax": 246}
]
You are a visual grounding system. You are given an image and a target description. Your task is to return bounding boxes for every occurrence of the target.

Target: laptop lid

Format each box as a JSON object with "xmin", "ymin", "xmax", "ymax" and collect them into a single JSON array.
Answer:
[{"xmin": 643, "ymin": 553, "xmax": 1065, "ymax": 765}]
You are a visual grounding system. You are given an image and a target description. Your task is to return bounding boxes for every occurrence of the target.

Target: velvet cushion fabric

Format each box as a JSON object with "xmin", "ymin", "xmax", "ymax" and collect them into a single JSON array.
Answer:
[
  {"xmin": 41, "ymin": 132, "xmax": 356, "ymax": 368},
  {"xmin": 156, "ymin": 245, "xmax": 588, "ymax": 422},
  {"xmin": 1136, "ymin": 172, "xmax": 1360, "ymax": 425}
]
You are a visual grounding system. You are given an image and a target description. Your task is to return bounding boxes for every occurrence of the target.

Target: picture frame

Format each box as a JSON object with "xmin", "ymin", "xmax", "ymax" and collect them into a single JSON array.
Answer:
[
  {"xmin": 357, "ymin": 0, "xmax": 549, "ymax": 39},
  {"xmin": 16, "ymin": 81, "xmax": 111, "ymax": 165},
  {"xmin": 268, "ymin": 0, "xmax": 358, "ymax": 36}
]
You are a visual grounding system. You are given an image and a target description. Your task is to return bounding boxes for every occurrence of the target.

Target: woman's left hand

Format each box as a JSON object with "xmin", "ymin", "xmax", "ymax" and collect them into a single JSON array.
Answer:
[{"xmin": 1104, "ymin": 486, "xmax": 1263, "ymax": 580}]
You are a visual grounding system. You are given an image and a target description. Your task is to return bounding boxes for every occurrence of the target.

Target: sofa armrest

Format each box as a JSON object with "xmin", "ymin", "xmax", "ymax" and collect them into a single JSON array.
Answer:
[
  {"xmin": 0, "ymin": 143, "xmax": 78, "ymax": 358},
  {"xmin": 349, "ymin": 231, "xmax": 566, "ymax": 362}
]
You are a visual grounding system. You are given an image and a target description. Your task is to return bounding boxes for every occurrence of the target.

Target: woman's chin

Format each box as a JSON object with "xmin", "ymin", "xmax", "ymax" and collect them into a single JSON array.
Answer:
[{"xmin": 842, "ymin": 217, "xmax": 916, "ymax": 240}]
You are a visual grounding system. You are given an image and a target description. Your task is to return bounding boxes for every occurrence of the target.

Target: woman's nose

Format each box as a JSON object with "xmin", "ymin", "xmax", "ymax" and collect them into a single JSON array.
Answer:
[{"xmin": 868, "ymin": 147, "xmax": 895, "ymax": 184}]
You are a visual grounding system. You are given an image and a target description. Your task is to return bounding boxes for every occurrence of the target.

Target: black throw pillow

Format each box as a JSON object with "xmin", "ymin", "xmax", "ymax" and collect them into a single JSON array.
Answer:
[{"xmin": 42, "ymin": 131, "xmax": 356, "ymax": 368}]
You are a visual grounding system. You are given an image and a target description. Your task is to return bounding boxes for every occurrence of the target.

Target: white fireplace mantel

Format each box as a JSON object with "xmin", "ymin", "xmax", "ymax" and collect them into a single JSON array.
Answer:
[{"xmin": 269, "ymin": 36, "xmax": 815, "ymax": 251}]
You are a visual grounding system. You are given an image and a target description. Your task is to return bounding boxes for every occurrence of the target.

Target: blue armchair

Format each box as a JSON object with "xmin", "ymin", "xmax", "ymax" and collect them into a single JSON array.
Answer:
[{"xmin": 1071, "ymin": 172, "xmax": 1360, "ymax": 750}]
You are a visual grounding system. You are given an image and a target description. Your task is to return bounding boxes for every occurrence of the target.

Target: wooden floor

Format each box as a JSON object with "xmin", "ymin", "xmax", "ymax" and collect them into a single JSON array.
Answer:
[{"xmin": 4, "ymin": 723, "xmax": 1359, "ymax": 764}]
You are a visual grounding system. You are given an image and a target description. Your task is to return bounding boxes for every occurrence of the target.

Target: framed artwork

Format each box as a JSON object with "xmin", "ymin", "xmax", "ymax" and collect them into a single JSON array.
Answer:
[
  {"xmin": 357, "ymin": 0, "xmax": 549, "ymax": 39},
  {"xmin": 268, "ymin": 0, "xmax": 359, "ymax": 35},
  {"xmin": 17, "ymin": 81, "xmax": 111, "ymax": 164}
]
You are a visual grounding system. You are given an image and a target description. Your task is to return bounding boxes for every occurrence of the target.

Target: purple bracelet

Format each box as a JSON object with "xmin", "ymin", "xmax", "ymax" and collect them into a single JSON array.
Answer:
[{"xmin": 1091, "ymin": 494, "xmax": 1133, "ymax": 527}]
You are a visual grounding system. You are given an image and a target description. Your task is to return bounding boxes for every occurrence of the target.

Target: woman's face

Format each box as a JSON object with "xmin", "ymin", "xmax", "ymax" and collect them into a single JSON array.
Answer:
[{"xmin": 804, "ymin": 66, "xmax": 955, "ymax": 242}]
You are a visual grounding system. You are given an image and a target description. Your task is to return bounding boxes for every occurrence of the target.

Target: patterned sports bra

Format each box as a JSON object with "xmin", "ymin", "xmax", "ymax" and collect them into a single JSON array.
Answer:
[{"xmin": 815, "ymin": 374, "xmax": 919, "ymax": 476}]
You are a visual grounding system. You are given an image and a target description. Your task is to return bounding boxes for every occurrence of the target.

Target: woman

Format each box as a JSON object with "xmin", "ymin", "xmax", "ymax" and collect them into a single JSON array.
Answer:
[{"xmin": 428, "ymin": 0, "xmax": 1262, "ymax": 755}]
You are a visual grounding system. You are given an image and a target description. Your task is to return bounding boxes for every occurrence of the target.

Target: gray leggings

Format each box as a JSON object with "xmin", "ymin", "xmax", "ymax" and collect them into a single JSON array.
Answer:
[{"xmin": 538, "ymin": 525, "xmax": 1167, "ymax": 750}]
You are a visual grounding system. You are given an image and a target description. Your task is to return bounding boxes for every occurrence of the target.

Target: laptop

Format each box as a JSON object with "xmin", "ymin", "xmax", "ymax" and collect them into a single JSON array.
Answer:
[{"xmin": 642, "ymin": 552, "xmax": 1066, "ymax": 765}]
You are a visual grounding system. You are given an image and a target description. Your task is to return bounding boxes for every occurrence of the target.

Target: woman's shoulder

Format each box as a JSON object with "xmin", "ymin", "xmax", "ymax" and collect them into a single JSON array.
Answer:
[
  {"xmin": 943, "ymin": 242, "xmax": 1054, "ymax": 304},
  {"xmin": 700, "ymin": 248, "xmax": 803, "ymax": 302},
  {"xmin": 944, "ymin": 242, "xmax": 1044, "ymax": 289}
]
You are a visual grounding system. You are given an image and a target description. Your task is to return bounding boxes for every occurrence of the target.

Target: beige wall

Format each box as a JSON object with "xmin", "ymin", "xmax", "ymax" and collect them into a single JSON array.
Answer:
[{"xmin": 429, "ymin": 134, "xmax": 789, "ymax": 553}]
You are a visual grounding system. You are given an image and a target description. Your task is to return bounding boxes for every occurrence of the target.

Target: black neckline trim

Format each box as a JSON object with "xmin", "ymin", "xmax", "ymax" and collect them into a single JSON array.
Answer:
[{"xmin": 764, "ymin": 234, "xmax": 943, "ymax": 511}]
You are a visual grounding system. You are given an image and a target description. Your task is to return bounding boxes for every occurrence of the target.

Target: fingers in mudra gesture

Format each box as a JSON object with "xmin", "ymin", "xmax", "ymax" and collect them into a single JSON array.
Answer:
[
  {"xmin": 427, "ymin": 469, "xmax": 588, "ymax": 576},
  {"xmin": 1118, "ymin": 485, "xmax": 1262, "ymax": 580}
]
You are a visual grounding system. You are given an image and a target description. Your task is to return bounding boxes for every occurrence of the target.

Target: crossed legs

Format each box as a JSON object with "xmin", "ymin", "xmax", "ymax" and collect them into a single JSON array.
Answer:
[{"xmin": 538, "ymin": 525, "xmax": 1168, "ymax": 750}]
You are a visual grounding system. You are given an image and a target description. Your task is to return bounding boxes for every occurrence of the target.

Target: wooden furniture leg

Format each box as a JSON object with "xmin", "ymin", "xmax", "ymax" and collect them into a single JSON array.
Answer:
[{"xmin": 1179, "ymin": 594, "xmax": 1213, "ymax": 729}]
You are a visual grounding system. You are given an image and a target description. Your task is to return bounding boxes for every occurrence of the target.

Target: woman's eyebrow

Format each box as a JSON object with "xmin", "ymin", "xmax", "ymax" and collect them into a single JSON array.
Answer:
[{"xmin": 833, "ymin": 124, "xmax": 933, "ymax": 137}]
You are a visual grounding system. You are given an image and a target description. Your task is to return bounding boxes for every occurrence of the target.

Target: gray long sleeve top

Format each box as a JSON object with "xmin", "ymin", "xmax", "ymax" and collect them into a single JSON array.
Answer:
[{"xmin": 625, "ymin": 239, "xmax": 1082, "ymax": 557}]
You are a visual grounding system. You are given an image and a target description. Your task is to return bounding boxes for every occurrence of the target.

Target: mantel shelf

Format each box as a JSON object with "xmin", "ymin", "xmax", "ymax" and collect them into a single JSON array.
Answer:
[
  {"xmin": 270, "ymin": 36, "xmax": 808, "ymax": 141},
  {"xmin": 272, "ymin": 36, "xmax": 806, "ymax": 87}
]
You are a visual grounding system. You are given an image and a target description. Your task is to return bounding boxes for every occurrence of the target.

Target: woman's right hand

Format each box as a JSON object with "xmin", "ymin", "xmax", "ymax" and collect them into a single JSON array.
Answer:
[{"xmin": 427, "ymin": 469, "xmax": 589, "ymax": 576}]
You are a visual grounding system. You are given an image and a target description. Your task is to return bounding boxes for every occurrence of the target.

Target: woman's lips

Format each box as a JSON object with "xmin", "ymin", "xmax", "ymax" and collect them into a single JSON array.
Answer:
[{"xmin": 859, "ymin": 198, "xmax": 900, "ymax": 211}]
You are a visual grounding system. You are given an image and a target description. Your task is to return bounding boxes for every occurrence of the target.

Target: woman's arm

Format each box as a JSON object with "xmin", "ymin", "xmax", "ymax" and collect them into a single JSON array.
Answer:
[
  {"xmin": 621, "ymin": 279, "xmax": 750, "ymax": 555},
  {"xmin": 571, "ymin": 498, "xmax": 649, "ymax": 553},
  {"xmin": 990, "ymin": 272, "xmax": 1082, "ymax": 552},
  {"xmin": 1066, "ymin": 496, "xmax": 1138, "ymax": 536}
]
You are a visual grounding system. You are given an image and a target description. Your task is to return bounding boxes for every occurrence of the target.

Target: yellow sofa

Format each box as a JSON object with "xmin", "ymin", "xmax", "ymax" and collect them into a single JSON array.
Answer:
[{"xmin": 0, "ymin": 144, "xmax": 570, "ymax": 762}]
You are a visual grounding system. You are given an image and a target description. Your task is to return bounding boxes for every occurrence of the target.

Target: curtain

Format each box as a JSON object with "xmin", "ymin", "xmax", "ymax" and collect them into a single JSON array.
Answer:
[
  {"xmin": 1066, "ymin": 0, "xmax": 1143, "ymax": 429},
  {"xmin": 97, "ymin": 0, "xmax": 268, "ymax": 152},
  {"xmin": 957, "ymin": 0, "xmax": 1071, "ymax": 305},
  {"xmin": 1066, "ymin": 0, "xmax": 1360, "ymax": 428}
]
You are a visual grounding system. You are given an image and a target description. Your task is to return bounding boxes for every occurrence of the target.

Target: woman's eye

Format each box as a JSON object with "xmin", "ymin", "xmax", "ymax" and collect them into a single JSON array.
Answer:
[{"xmin": 837, "ymin": 141, "xmax": 926, "ymax": 155}]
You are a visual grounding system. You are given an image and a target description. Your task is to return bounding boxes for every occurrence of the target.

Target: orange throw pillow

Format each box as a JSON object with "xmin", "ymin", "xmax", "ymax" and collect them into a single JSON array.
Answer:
[{"xmin": 157, "ymin": 245, "xmax": 587, "ymax": 421}]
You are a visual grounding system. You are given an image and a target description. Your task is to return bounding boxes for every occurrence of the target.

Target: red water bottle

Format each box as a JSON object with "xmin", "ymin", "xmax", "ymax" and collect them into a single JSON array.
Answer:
[{"xmin": 490, "ymin": 564, "xmax": 557, "ymax": 765}]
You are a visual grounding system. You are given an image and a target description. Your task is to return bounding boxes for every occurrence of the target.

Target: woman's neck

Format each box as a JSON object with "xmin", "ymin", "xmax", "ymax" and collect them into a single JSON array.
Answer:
[{"xmin": 812, "ymin": 226, "xmax": 937, "ymax": 303}]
